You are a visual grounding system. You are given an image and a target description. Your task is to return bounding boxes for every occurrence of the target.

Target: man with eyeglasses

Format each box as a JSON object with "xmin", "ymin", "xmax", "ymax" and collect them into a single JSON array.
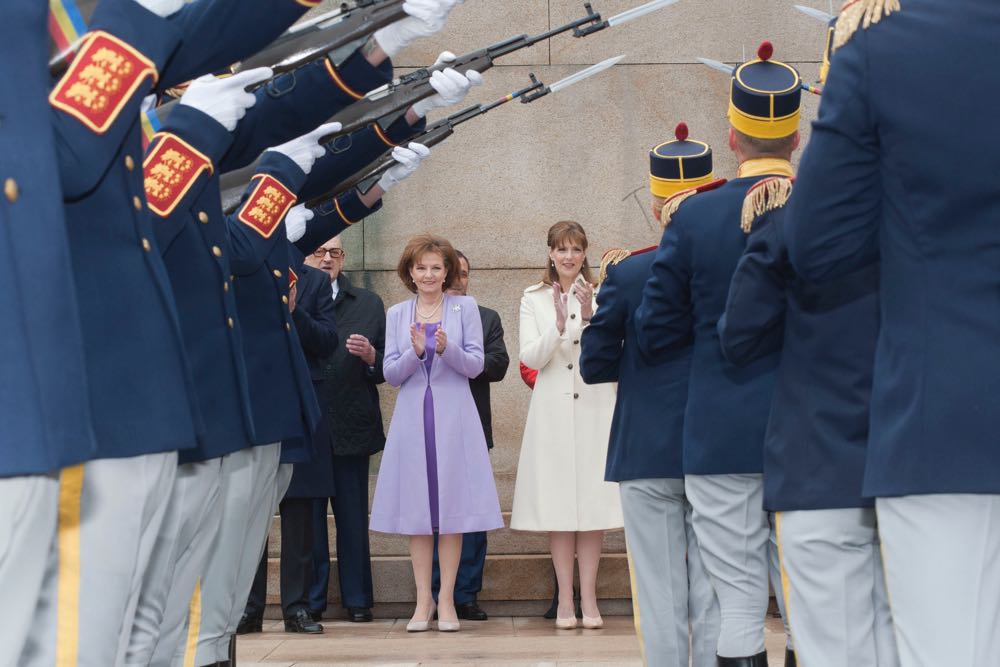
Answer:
[{"xmin": 298, "ymin": 235, "xmax": 388, "ymax": 623}]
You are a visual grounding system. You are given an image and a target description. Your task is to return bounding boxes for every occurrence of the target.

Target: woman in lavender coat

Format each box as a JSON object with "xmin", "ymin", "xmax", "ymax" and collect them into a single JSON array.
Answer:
[{"xmin": 370, "ymin": 234, "xmax": 503, "ymax": 633}]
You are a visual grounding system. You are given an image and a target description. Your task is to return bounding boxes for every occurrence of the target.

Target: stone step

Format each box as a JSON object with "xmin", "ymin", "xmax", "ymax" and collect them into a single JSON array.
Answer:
[
  {"xmin": 267, "ymin": 512, "xmax": 627, "ymax": 557},
  {"xmin": 264, "ymin": 552, "xmax": 632, "ymax": 607}
]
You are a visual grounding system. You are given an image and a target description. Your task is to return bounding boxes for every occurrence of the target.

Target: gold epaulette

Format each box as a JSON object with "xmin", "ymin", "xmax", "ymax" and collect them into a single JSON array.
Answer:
[
  {"xmin": 598, "ymin": 248, "xmax": 632, "ymax": 285},
  {"xmin": 833, "ymin": 0, "xmax": 900, "ymax": 52},
  {"xmin": 660, "ymin": 178, "xmax": 728, "ymax": 228},
  {"xmin": 741, "ymin": 176, "xmax": 794, "ymax": 233}
]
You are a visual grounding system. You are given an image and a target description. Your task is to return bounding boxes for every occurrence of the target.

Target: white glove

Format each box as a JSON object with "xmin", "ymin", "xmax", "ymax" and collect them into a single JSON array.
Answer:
[
  {"xmin": 411, "ymin": 63, "xmax": 483, "ymax": 118},
  {"xmin": 178, "ymin": 68, "xmax": 273, "ymax": 131},
  {"xmin": 377, "ymin": 142, "xmax": 430, "ymax": 193},
  {"xmin": 374, "ymin": 0, "xmax": 460, "ymax": 58},
  {"xmin": 265, "ymin": 121, "xmax": 342, "ymax": 175},
  {"xmin": 284, "ymin": 204, "xmax": 313, "ymax": 243},
  {"xmin": 133, "ymin": 0, "xmax": 186, "ymax": 17}
]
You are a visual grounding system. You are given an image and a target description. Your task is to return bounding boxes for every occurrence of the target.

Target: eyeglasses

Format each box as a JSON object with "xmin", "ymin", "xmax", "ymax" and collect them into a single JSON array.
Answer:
[{"xmin": 312, "ymin": 248, "xmax": 345, "ymax": 258}]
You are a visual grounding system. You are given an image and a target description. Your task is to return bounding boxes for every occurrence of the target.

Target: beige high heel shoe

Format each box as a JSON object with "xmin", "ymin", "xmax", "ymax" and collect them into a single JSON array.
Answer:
[
  {"xmin": 437, "ymin": 615, "xmax": 461, "ymax": 632},
  {"xmin": 555, "ymin": 615, "xmax": 578, "ymax": 630},
  {"xmin": 406, "ymin": 602, "xmax": 436, "ymax": 632},
  {"xmin": 581, "ymin": 614, "xmax": 604, "ymax": 629}
]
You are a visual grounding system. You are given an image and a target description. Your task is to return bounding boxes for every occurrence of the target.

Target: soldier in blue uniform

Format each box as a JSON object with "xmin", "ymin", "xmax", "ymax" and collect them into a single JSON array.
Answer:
[
  {"xmin": 785, "ymin": 2, "xmax": 1000, "ymax": 665},
  {"xmin": 580, "ymin": 123, "xmax": 721, "ymax": 667},
  {"xmin": 634, "ymin": 42, "xmax": 800, "ymax": 667},
  {"xmin": 717, "ymin": 25, "xmax": 898, "ymax": 666},
  {"xmin": 1, "ymin": 5, "xmax": 98, "ymax": 665}
]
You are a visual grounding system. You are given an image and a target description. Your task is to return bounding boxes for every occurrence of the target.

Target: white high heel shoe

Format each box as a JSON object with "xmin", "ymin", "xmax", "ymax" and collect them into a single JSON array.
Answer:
[{"xmin": 406, "ymin": 602, "xmax": 436, "ymax": 632}]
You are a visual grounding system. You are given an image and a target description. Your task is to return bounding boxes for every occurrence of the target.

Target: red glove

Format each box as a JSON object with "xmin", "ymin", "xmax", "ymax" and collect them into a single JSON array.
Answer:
[{"xmin": 519, "ymin": 362, "xmax": 538, "ymax": 390}]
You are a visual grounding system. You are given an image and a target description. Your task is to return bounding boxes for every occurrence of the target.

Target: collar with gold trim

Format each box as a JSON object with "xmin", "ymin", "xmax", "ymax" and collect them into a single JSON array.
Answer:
[{"xmin": 736, "ymin": 158, "xmax": 795, "ymax": 179}]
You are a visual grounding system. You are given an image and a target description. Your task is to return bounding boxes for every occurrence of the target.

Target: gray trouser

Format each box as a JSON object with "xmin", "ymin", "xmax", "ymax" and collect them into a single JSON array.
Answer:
[
  {"xmin": 775, "ymin": 507, "xmax": 898, "ymax": 667},
  {"xmin": 125, "ymin": 458, "xmax": 224, "ymax": 667},
  {"xmin": 188, "ymin": 443, "xmax": 281, "ymax": 667},
  {"xmin": 1, "ymin": 474, "xmax": 58, "ymax": 667},
  {"xmin": 685, "ymin": 473, "xmax": 771, "ymax": 658},
  {"xmin": 620, "ymin": 478, "xmax": 720, "ymax": 667},
  {"xmin": 877, "ymin": 494, "xmax": 1000, "ymax": 667},
  {"xmin": 20, "ymin": 452, "xmax": 177, "ymax": 667}
]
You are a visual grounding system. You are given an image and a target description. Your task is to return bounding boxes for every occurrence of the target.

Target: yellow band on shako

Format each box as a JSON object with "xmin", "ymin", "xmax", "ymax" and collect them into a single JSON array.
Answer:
[
  {"xmin": 728, "ymin": 101, "xmax": 800, "ymax": 139},
  {"xmin": 650, "ymin": 172, "xmax": 715, "ymax": 198}
]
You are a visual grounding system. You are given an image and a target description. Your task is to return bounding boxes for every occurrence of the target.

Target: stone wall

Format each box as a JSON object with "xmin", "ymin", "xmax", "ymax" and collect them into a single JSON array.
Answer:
[{"xmin": 311, "ymin": 0, "xmax": 825, "ymax": 490}]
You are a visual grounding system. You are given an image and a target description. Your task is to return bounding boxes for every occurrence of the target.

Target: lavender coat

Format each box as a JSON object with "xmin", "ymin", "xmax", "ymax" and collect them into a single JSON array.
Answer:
[{"xmin": 370, "ymin": 294, "xmax": 504, "ymax": 535}]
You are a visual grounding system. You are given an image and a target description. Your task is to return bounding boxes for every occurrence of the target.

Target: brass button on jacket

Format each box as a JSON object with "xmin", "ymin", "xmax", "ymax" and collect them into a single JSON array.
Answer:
[
  {"xmin": 273, "ymin": 269, "xmax": 283, "ymax": 278},
  {"xmin": 132, "ymin": 195, "xmax": 142, "ymax": 211},
  {"xmin": 198, "ymin": 211, "xmax": 209, "ymax": 224},
  {"xmin": 4, "ymin": 178, "xmax": 18, "ymax": 203},
  {"xmin": 124, "ymin": 155, "xmax": 135, "ymax": 171},
  {"xmin": 212, "ymin": 246, "xmax": 222, "ymax": 257},
  {"xmin": 141, "ymin": 238, "xmax": 151, "ymax": 252}
]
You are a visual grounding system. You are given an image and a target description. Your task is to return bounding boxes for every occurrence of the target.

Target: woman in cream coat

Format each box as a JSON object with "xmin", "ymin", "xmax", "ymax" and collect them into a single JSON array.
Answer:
[{"xmin": 511, "ymin": 220, "xmax": 623, "ymax": 629}]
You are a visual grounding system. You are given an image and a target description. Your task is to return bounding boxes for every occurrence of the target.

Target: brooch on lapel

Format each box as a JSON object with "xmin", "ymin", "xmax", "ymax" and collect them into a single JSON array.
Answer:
[{"xmin": 452, "ymin": 304, "xmax": 462, "ymax": 312}]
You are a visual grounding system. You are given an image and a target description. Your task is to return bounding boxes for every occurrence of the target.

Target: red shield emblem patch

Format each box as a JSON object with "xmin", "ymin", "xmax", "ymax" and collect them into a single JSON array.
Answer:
[
  {"xmin": 49, "ymin": 31, "xmax": 158, "ymax": 134},
  {"xmin": 237, "ymin": 175, "xmax": 296, "ymax": 238},
  {"xmin": 143, "ymin": 134, "xmax": 214, "ymax": 218}
]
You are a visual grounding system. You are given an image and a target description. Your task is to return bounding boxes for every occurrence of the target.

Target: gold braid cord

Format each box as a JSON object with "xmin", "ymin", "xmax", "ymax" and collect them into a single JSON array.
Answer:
[
  {"xmin": 598, "ymin": 248, "xmax": 632, "ymax": 285},
  {"xmin": 741, "ymin": 177, "xmax": 793, "ymax": 234},
  {"xmin": 660, "ymin": 188, "xmax": 699, "ymax": 229},
  {"xmin": 833, "ymin": 0, "xmax": 901, "ymax": 52}
]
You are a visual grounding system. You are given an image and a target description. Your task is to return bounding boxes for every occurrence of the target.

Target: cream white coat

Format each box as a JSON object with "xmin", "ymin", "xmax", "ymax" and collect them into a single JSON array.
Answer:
[{"xmin": 510, "ymin": 280, "xmax": 624, "ymax": 531}]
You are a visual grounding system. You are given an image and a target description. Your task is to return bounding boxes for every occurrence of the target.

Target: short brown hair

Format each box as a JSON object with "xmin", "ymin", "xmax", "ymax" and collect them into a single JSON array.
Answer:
[
  {"xmin": 542, "ymin": 220, "xmax": 594, "ymax": 285},
  {"xmin": 396, "ymin": 233, "xmax": 461, "ymax": 293},
  {"xmin": 733, "ymin": 128, "xmax": 797, "ymax": 160}
]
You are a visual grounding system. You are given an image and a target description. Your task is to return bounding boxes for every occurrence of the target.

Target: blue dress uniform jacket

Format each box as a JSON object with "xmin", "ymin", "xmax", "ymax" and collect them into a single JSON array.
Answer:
[
  {"xmin": 51, "ymin": 0, "xmax": 200, "ymax": 460},
  {"xmin": 634, "ymin": 177, "xmax": 780, "ymax": 475},
  {"xmin": 581, "ymin": 249, "xmax": 690, "ymax": 481},
  {"xmin": 226, "ymin": 152, "xmax": 319, "ymax": 455},
  {"xmin": 286, "ymin": 264, "xmax": 340, "ymax": 498},
  {"xmin": 145, "ymin": 104, "xmax": 258, "ymax": 464},
  {"xmin": 221, "ymin": 53, "xmax": 394, "ymax": 172},
  {"xmin": 0, "ymin": 3, "xmax": 96, "ymax": 476},
  {"xmin": 719, "ymin": 202, "xmax": 879, "ymax": 510},
  {"xmin": 786, "ymin": 0, "xmax": 1000, "ymax": 496}
]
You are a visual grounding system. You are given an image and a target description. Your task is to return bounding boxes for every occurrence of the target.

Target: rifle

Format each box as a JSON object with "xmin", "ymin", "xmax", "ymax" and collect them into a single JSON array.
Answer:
[
  {"xmin": 219, "ymin": 0, "xmax": 679, "ymax": 208},
  {"xmin": 305, "ymin": 56, "xmax": 624, "ymax": 208},
  {"xmin": 49, "ymin": 0, "xmax": 404, "ymax": 84}
]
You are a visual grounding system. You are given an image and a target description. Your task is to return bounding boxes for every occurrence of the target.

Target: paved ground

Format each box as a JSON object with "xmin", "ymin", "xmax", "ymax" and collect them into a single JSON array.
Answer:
[{"xmin": 237, "ymin": 616, "xmax": 790, "ymax": 666}]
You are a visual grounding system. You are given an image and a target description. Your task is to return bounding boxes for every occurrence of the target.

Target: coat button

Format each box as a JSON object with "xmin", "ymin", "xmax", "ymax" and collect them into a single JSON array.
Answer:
[
  {"xmin": 198, "ymin": 211, "xmax": 209, "ymax": 224},
  {"xmin": 224, "ymin": 282, "xmax": 229, "ymax": 292},
  {"xmin": 570, "ymin": 313, "xmax": 576, "ymax": 319},
  {"xmin": 212, "ymin": 245, "xmax": 222, "ymax": 257},
  {"xmin": 141, "ymin": 238, "xmax": 151, "ymax": 252},
  {"xmin": 227, "ymin": 317, "xmax": 234, "ymax": 329},
  {"xmin": 573, "ymin": 393, "xmax": 579, "ymax": 399},
  {"xmin": 282, "ymin": 295, "xmax": 289, "ymax": 304},
  {"xmin": 124, "ymin": 155, "xmax": 135, "ymax": 171},
  {"xmin": 273, "ymin": 269, "xmax": 283, "ymax": 278},
  {"xmin": 286, "ymin": 323, "xmax": 291, "ymax": 331},
  {"xmin": 132, "ymin": 195, "xmax": 142, "ymax": 211},
  {"xmin": 573, "ymin": 340, "xmax": 580, "ymax": 345},
  {"xmin": 567, "ymin": 363, "xmax": 574, "ymax": 370},
  {"xmin": 4, "ymin": 178, "xmax": 18, "ymax": 203}
]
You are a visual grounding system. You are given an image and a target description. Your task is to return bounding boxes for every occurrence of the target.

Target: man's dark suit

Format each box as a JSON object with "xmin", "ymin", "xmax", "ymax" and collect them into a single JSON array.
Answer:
[{"xmin": 432, "ymin": 305, "xmax": 509, "ymax": 605}]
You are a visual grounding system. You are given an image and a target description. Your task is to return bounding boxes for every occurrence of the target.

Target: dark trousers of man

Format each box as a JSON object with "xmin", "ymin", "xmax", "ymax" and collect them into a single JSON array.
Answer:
[
  {"xmin": 431, "ymin": 531, "xmax": 487, "ymax": 604},
  {"xmin": 245, "ymin": 497, "xmax": 314, "ymax": 620},
  {"xmin": 308, "ymin": 455, "xmax": 374, "ymax": 612}
]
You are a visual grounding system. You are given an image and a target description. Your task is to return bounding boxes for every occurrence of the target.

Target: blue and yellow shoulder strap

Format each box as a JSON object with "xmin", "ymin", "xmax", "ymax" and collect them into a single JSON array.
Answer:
[{"xmin": 833, "ymin": 0, "xmax": 900, "ymax": 52}]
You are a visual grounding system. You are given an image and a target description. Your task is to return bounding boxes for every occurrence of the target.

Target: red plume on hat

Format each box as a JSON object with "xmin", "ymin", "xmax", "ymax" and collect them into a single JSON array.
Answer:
[
  {"xmin": 757, "ymin": 40, "xmax": 774, "ymax": 61},
  {"xmin": 674, "ymin": 122, "xmax": 689, "ymax": 142}
]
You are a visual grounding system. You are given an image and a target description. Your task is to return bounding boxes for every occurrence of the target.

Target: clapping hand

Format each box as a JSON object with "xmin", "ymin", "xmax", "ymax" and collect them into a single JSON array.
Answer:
[
  {"xmin": 572, "ymin": 278, "xmax": 595, "ymax": 321},
  {"xmin": 552, "ymin": 284, "xmax": 569, "ymax": 335},
  {"xmin": 346, "ymin": 334, "xmax": 377, "ymax": 366},
  {"xmin": 434, "ymin": 327, "xmax": 448, "ymax": 355},
  {"xmin": 410, "ymin": 322, "xmax": 427, "ymax": 357}
]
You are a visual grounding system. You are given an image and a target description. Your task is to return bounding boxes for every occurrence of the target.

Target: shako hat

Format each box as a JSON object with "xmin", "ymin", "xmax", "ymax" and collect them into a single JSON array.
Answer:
[
  {"xmin": 649, "ymin": 122, "xmax": 714, "ymax": 198},
  {"xmin": 728, "ymin": 41, "xmax": 802, "ymax": 139}
]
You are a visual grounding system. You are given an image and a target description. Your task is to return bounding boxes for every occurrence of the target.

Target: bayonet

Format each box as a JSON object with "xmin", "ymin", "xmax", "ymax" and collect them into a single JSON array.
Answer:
[
  {"xmin": 794, "ymin": 4, "xmax": 836, "ymax": 24},
  {"xmin": 697, "ymin": 55, "xmax": 821, "ymax": 96}
]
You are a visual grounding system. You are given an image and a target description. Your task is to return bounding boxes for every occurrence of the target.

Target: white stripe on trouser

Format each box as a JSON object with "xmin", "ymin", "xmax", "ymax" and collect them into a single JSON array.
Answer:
[
  {"xmin": 190, "ymin": 443, "xmax": 281, "ymax": 666},
  {"xmin": 124, "ymin": 458, "xmax": 223, "ymax": 666},
  {"xmin": 20, "ymin": 452, "xmax": 177, "ymax": 667},
  {"xmin": 685, "ymin": 473, "xmax": 771, "ymax": 658},
  {"xmin": 620, "ymin": 478, "xmax": 720, "ymax": 667},
  {"xmin": 1, "ymin": 474, "xmax": 58, "ymax": 667},
  {"xmin": 767, "ymin": 512, "xmax": 793, "ymax": 652},
  {"xmin": 776, "ymin": 507, "xmax": 898, "ymax": 667},
  {"xmin": 877, "ymin": 494, "xmax": 1000, "ymax": 667}
]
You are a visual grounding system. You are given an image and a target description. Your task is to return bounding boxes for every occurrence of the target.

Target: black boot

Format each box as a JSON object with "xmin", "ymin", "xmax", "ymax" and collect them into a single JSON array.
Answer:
[
  {"xmin": 785, "ymin": 649, "xmax": 797, "ymax": 667},
  {"xmin": 717, "ymin": 651, "xmax": 769, "ymax": 666}
]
